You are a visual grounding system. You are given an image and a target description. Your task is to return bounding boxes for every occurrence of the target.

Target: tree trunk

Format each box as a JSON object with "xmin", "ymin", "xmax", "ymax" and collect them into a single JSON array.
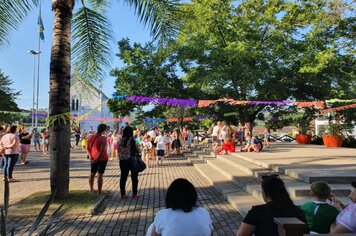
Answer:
[{"xmin": 49, "ymin": 0, "xmax": 74, "ymax": 199}]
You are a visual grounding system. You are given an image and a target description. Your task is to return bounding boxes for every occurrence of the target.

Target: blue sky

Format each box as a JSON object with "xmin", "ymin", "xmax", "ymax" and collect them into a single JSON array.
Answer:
[{"xmin": 0, "ymin": 1, "xmax": 151, "ymax": 110}]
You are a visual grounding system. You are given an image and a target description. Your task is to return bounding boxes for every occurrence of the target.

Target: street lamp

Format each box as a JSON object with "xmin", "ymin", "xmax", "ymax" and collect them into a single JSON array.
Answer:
[{"xmin": 28, "ymin": 50, "xmax": 41, "ymax": 129}]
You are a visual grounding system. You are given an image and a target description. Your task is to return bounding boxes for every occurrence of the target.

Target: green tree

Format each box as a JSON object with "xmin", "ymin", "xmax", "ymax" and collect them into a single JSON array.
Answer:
[
  {"xmin": 175, "ymin": 0, "xmax": 355, "ymax": 126},
  {"xmin": 1, "ymin": 0, "xmax": 180, "ymax": 198},
  {"xmin": 0, "ymin": 69, "xmax": 21, "ymax": 123}
]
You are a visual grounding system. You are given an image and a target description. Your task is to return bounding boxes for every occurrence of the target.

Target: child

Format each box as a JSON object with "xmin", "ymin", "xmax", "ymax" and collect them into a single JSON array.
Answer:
[
  {"xmin": 216, "ymin": 137, "xmax": 236, "ymax": 155},
  {"xmin": 241, "ymin": 135, "xmax": 261, "ymax": 152},
  {"xmin": 263, "ymin": 128, "xmax": 270, "ymax": 148},
  {"xmin": 154, "ymin": 130, "xmax": 169, "ymax": 165},
  {"xmin": 81, "ymin": 132, "xmax": 88, "ymax": 151},
  {"xmin": 164, "ymin": 131, "xmax": 171, "ymax": 157},
  {"xmin": 142, "ymin": 134, "xmax": 153, "ymax": 167},
  {"xmin": 301, "ymin": 181, "xmax": 339, "ymax": 234}
]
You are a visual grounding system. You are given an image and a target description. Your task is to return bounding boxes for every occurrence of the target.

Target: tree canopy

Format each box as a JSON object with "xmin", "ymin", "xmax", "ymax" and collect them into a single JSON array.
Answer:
[{"xmin": 0, "ymin": 69, "xmax": 21, "ymax": 123}]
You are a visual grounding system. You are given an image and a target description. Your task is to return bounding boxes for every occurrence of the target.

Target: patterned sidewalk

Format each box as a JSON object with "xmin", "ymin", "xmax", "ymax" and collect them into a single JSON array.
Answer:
[{"xmin": 1, "ymin": 148, "xmax": 242, "ymax": 235}]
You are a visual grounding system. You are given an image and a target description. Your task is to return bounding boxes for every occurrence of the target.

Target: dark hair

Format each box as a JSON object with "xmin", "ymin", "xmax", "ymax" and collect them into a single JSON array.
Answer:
[
  {"xmin": 0, "ymin": 127, "xmax": 4, "ymax": 132},
  {"xmin": 122, "ymin": 126, "xmax": 134, "ymax": 147},
  {"xmin": 97, "ymin": 124, "xmax": 108, "ymax": 134},
  {"xmin": 261, "ymin": 176, "xmax": 297, "ymax": 215},
  {"xmin": 165, "ymin": 178, "xmax": 197, "ymax": 213},
  {"xmin": 9, "ymin": 125, "xmax": 17, "ymax": 134},
  {"xmin": 352, "ymin": 181, "xmax": 356, "ymax": 188},
  {"xmin": 310, "ymin": 181, "xmax": 331, "ymax": 199}
]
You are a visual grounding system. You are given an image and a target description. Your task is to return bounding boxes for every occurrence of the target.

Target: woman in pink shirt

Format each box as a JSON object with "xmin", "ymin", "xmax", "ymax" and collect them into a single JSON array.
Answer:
[{"xmin": 0, "ymin": 125, "xmax": 20, "ymax": 182}]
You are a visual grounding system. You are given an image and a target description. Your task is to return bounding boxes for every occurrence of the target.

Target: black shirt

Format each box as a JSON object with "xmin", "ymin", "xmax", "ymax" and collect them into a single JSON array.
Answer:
[
  {"xmin": 19, "ymin": 132, "xmax": 31, "ymax": 144},
  {"xmin": 243, "ymin": 201, "xmax": 308, "ymax": 236}
]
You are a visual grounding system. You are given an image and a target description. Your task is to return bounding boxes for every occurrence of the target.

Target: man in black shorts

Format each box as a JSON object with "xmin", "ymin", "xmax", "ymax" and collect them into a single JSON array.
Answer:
[{"xmin": 87, "ymin": 124, "xmax": 108, "ymax": 195}]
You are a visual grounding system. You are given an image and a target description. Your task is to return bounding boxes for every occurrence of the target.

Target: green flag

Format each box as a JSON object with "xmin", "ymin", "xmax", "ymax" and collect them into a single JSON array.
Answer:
[{"xmin": 38, "ymin": 10, "xmax": 44, "ymax": 41}]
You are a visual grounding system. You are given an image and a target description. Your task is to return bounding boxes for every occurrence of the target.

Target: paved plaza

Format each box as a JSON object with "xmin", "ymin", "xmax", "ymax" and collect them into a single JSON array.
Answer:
[{"xmin": 0, "ymin": 148, "xmax": 242, "ymax": 235}]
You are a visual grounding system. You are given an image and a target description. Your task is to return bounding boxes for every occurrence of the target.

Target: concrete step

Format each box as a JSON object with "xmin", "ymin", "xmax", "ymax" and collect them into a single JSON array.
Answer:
[
  {"xmin": 217, "ymin": 155, "xmax": 271, "ymax": 178},
  {"xmin": 194, "ymin": 162, "xmax": 263, "ymax": 217},
  {"xmin": 187, "ymin": 156, "xmax": 205, "ymax": 164},
  {"xmin": 229, "ymin": 152, "xmax": 356, "ymax": 184},
  {"xmin": 209, "ymin": 156, "xmax": 351, "ymax": 200}
]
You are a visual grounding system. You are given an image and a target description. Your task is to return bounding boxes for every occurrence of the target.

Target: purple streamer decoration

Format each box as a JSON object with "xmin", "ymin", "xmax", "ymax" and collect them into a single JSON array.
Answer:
[
  {"xmin": 126, "ymin": 96, "xmax": 197, "ymax": 108},
  {"xmin": 30, "ymin": 113, "xmax": 48, "ymax": 118},
  {"xmin": 248, "ymin": 101, "xmax": 292, "ymax": 105}
]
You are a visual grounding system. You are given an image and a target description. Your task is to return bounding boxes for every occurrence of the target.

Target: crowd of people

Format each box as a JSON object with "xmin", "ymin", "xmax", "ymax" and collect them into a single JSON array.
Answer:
[
  {"xmin": 208, "ymin": 121, "xmax": 270, "ymax": 155},
  {"xmin": 1, "ymin": 122, "xmax": 355, "ymax": 235}
]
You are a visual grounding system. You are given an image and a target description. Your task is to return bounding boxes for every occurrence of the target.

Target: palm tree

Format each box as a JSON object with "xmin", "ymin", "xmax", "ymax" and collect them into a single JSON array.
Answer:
[{"xmin": 0, "ymin": 0, "xmax": 180, "ymax": 199}]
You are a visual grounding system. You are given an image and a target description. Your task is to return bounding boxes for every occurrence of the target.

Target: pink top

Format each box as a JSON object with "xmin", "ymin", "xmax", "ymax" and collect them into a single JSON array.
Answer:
[
  {"xmin": 1, "ymin": 133, "xmax": 20, "ymax": 155},
  {"xmin": 336, "ymin": 203, "xmax": 356, "ymax": 232}
]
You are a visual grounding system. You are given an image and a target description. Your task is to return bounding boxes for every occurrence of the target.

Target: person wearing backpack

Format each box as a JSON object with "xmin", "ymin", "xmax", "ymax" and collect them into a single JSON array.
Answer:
[{"xmin": 87, "ymin": 124, "xmax": 108, "ymax": 195}]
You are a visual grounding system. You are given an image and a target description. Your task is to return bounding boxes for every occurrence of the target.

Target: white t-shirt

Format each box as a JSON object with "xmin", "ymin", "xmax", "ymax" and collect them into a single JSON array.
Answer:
[
  {"xmin": 147, "ymin": 130, "xmax": 157, "ymax": 139},
  {"xmin": 336, "ymin": 203, "xmax": 356, "ymax": 232},
  {"xmin": 154, "ymin": 135, "xmax": 168, "ymax": 150},
  {"xmin": 152, "ymin": 207, "xmax": 213, "ymax": 236},
  {"xmin": 211, "ymin": 126, "xmax": 220, "ymax": 137}
]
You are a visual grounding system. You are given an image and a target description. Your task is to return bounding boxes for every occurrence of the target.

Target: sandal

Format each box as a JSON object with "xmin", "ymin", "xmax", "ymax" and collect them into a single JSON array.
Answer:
[{"xmin": 132, "ymin": 194, "xmax": 142, "ymax": 199}]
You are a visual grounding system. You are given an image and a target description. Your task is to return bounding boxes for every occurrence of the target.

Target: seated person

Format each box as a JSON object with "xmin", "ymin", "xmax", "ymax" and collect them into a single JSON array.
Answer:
[
  {"xmin": 301, "ymin": 181, "xmax": 339, "ymax": 234},
  {"xmin": 147, "ymin": 178, "xmax": 213, "ymax": 236},
  {"xmin": 216, "ymin": 137, "xmax": 236, "ymax": 155},
  {"xmin": 240, "ymin": 135, "xmax": 262, "ymax": 152},
  {"xmin": 330, "ymin": 181, "xmax": 356, "ymax": 233},
  {"xmin": 234, "ymin": 128, "xmax": 244, "ymax": 146},
  {"xmin": 236, "ymin": 175, "xmax": 308, "ymax": 236}
]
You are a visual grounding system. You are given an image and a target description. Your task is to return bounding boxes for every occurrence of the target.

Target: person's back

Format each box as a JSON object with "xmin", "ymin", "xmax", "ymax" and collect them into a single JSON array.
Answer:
[
  {"xmin": 148, "ymin": 178, "xmax": 213, "ymax": 236},
  {"xmin": 301, "ymin": 181, "xmax": 339, "ymax": 234},
  {"xmin": 244, "ymin": 201, "xmax": 306, "ymax": 236},
  {"xmin": 301, "ymin": 201, "xmax": 339, "ymax": 233},
  {"xmin": 153, "ymin": 207, "xmax": 212, "ymax": 236}
]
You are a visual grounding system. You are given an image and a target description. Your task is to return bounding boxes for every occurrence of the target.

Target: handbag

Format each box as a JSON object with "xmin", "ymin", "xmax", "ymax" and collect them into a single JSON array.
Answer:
[{"xmin": 130, "ymin": 138, "xmax": 146, "ymax": 172}]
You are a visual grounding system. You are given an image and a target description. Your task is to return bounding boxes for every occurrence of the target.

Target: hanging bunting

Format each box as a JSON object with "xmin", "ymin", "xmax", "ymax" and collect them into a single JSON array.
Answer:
[
  {"xmin": 126, "ymin": 96, "xmax": 198, "ymax": 108},
  {"xmin": 294, "ymin": 101, "xmax": 325, "ymax": 109},
  {"xmin": 320, "ymin": 103, "xmax": 356, "ymax": 114}
]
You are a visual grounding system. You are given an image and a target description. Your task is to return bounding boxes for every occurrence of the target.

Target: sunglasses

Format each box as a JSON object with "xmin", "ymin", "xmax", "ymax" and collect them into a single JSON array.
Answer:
[{"xmin": 261, "ymin": 174, "xmax": 279, "ymax": 181}]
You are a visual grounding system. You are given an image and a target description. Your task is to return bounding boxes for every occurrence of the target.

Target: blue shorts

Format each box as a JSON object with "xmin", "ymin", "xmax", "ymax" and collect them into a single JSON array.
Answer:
[{"xmin": 33, "ymin": 138, "xmax": 40, "ymax": 143}]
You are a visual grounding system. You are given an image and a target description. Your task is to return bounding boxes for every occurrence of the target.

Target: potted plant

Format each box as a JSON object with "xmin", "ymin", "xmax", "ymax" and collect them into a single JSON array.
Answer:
[
  {"xmin": 322, "ymin": 122, "xmax": 345, "ymax": 147},
  {"xmin": 294, "ymin": 110, "xmax": 315, "ymax": 144}
]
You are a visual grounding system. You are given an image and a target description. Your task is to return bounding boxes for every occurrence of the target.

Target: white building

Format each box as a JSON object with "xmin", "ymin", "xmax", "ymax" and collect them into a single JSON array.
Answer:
[{"xmin": 70, "ymin": 81, "xmax": 114, "ymax": 131}]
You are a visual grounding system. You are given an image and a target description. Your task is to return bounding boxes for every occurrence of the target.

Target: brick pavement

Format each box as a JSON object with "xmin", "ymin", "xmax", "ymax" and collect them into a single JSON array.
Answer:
[{"xmin": 1, "ymin": 148, "xmax": 242, "ymax": 235}]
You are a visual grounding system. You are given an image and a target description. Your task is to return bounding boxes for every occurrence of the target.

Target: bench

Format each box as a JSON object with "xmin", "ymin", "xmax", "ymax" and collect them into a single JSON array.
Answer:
[{"xmin": 273, "ymin": 218, "xmax": 356, "ymax": 236}]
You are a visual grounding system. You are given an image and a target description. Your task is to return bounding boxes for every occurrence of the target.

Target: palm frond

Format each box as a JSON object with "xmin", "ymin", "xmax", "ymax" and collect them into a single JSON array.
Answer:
[
  {"xmin": 72, "ymin": 5, "xmax": 113, "ymax": 86},
  {"xmin": 0, "ymin": 208, "xmax": 6, "ymax": 236},
  {"xmin": 4, "ymin": 180, "xmax": 9, "ymax": 218},
  {"xmin": 28, "ymin": 189, "xmax": 57, "ymax": 236},
  {"xmin": 87, "ymin": 0, "xmax": 111, "ymax": 12},
  {"xmin": 71, "ymin": 66, "xmax": 97, "ymax": 100},
  {"xmin": 124, "ymin": 0, "xmax": 181, "ymax": 42},
  {"xmin": 38, "ymin": 204, "xmax": 71, "ymax": 236},
  {"xmin": 0, "ymin": 0, "xmax": 37, "ymax": 48}
]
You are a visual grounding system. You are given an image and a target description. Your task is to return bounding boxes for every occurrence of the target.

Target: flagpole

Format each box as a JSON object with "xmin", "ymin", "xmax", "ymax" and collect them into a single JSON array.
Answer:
[{"xmin": 35, "ymin": 2, "xmax": 42, "ymax": 128}]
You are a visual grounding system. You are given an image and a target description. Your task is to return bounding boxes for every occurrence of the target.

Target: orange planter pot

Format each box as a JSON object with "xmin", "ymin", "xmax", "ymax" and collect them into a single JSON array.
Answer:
[
  {"xmin": 296, "ymin": 134, "xmax": 312, "ymax": 144},
  {"xmin": 322, "ymin": 134, "xmax": 344, "ymax": 147}
]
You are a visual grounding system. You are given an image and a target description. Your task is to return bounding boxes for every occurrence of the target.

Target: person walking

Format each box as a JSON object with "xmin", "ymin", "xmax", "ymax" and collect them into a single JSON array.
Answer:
[
  {"xmin": 41, "ymin": 128, "xmax": 50, "ymax": 154},
  {"xmin": 0, "ymin": 125, "xmax": 20, "ymax": 182},
  {"xmin": 19, "ymin": 126, "xmax": 32, "ymax": 164},
  {"xmin": 87, "ymin": 124, "xmax": 109, "ymax": 195},
  {"xmin": 32, "ymin": 128, "xmax": 41, "ymax": 151},
  {"xmin": 74, "ymin": 126, "xmax": 81, "ymax": 148},
  {"xmin": 119, "ymin": 126, "xmax": 141, "ymax": 199}
]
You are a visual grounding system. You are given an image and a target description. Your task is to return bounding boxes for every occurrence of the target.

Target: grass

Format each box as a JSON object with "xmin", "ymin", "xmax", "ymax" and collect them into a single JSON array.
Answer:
[{"xmin": 8, "ymin": 190, "xmax": 102, "ymax": 217}]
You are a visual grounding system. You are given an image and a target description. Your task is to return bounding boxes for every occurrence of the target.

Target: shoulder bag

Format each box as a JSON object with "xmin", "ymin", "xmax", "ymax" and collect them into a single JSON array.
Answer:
[{"xmin": 130, "ymin": 138, "xmax": 146, "ymax": 172}]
